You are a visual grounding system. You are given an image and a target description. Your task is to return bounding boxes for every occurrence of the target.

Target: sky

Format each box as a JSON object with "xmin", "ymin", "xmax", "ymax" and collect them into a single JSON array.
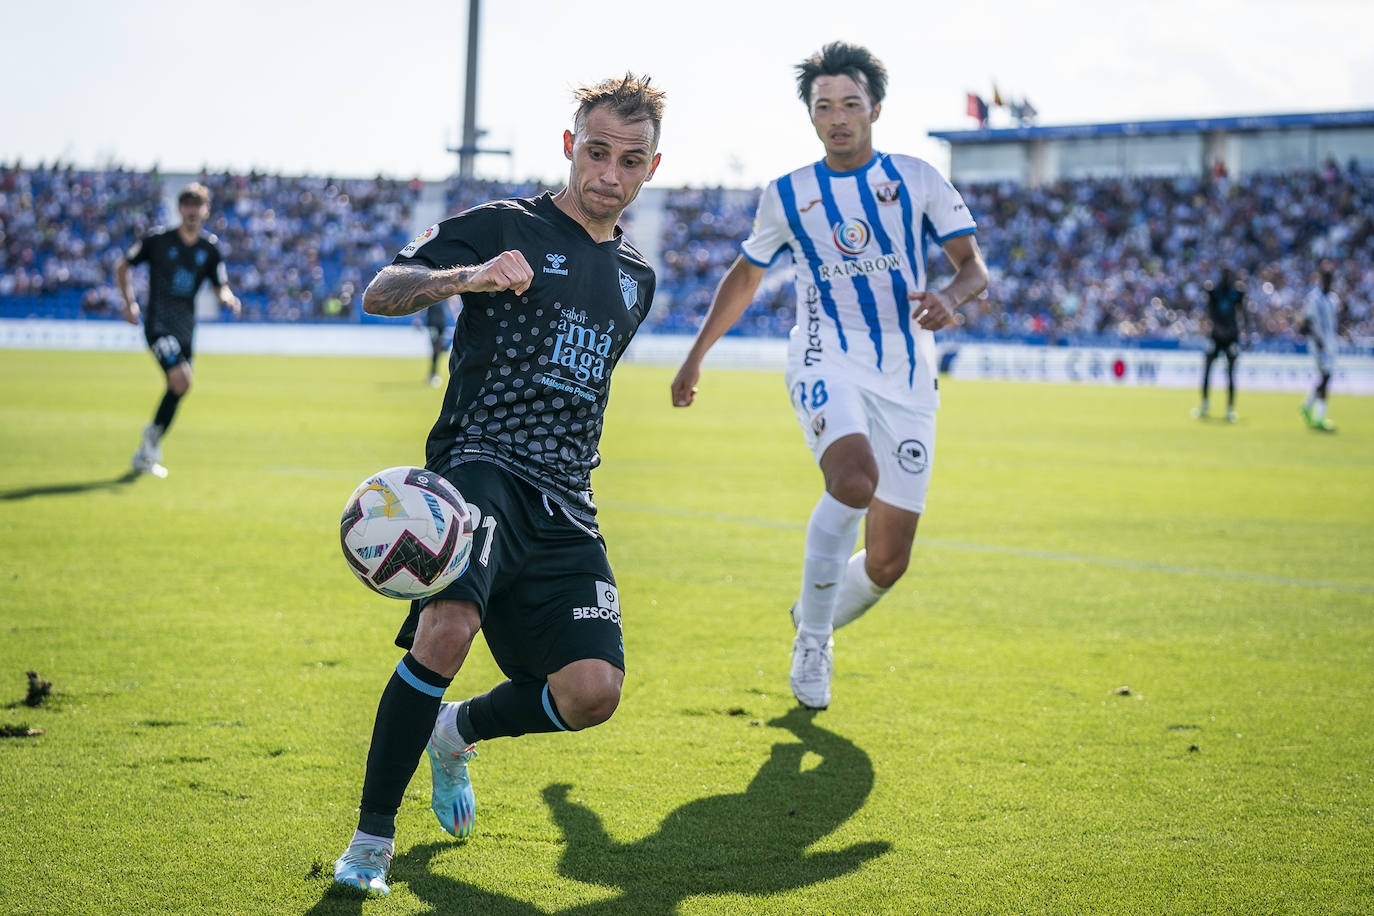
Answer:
[{"xmin": 4, "ymin": 0, "xmax": 1373, "ymax": 189}]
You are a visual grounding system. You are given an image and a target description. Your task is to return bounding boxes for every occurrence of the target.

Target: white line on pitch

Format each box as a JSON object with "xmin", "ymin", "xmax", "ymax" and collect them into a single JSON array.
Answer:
[{"xmin": 603, "ymin": 502, "xmax": 1374, "ymax": 596}]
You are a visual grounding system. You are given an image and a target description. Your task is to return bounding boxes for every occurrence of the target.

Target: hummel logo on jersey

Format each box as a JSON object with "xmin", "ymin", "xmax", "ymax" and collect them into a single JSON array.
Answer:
[
  {"xmin": 800, "ymin": 198, "xmax": 823, "ymax": 213},
  {"xmin": 618, "ymin": 270, "xmax": 638, "ymax": 310},
  {"xmin": 543, "ymin": 253, "xmax": 569, "ymax": 276}
]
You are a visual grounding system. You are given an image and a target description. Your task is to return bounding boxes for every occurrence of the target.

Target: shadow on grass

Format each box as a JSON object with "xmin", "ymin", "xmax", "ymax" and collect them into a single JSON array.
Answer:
[
  {"xmin": 0, "ymin": 470, "xmax": 140, "ymax": 501},
  {"xmin": 309, "ymin": 707, "xmax": 888, "ymax": 914}
]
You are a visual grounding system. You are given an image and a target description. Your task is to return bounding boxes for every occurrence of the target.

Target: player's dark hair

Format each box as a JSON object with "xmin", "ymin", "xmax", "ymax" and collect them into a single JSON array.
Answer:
[
  {"xmin": 795, "ymin": 41, "xmax": 888, "ymax": 108},
  {"xmin": 572, "ymin": 73, "xmax": 666, "ymax": 147},
  {"xmin": 178, "ymin": 182, "xmax": 210, "ymax": 207}
]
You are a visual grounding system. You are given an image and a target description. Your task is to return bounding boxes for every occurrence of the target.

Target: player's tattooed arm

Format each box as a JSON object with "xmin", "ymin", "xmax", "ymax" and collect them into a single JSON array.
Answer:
[{"xmin": 363, "ymin": 251, "xmax": 534, "ymax": 316}]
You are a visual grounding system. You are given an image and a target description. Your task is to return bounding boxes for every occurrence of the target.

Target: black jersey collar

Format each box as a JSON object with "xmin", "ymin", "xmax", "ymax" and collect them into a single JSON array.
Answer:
[{"xmin": 533, "ymin": 192, "xmax": 625, "ymax": 250}]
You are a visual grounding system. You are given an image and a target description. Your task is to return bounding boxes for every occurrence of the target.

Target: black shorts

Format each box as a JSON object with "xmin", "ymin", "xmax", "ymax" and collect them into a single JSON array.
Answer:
[
  {"xmin": 1206, "ymin": 338, "xmax": 1239, "ymax": 361},
  {"xmin": 147, "ymin": 332, "xmax": 193, "ymax": 370},
  {"xmin": 395, "ymin": 459, "xmax": 624, "ymax": 681}
]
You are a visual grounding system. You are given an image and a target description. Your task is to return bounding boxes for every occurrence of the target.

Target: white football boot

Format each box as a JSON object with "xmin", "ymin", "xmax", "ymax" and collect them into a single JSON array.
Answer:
[{"xmin": 789, "ymin": 632, "xmax": 833, "ymax": 710}]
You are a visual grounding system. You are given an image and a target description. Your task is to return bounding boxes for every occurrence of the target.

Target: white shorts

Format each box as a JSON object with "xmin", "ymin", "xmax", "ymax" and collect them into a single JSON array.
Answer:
[
  {"xmin": 784, "ymin": 362, "xmax": 937, "ymax": 515},
  {"xmin": 1314, "ymin": 344, "xmax": 1335, "ymax": 375}
]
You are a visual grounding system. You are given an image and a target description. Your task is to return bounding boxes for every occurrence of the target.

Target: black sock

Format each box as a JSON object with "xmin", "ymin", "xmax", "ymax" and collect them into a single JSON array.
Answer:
[
  {"xmin": 356, "ymin": 653, "xmax": 453, "ymax": 838},
  {"xmin": 458, "ymin": 679, "xmax": 570, "ymax": 741},
  {"xmin": 153, "ymin": 390, "xmax": 182, "ymax": 434}
]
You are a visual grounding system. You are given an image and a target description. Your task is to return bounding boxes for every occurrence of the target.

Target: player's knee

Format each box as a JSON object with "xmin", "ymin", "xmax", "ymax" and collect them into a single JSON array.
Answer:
[
  {"xmin": 827, "ymin": 469, "xmax": 877, "ymax": 508},
  {"xmin": 550, "ymin": 664, "xmax": 622, "ymax": 730},
  {"xmin": 168, "ymin": 370, "xmax": 191, "ymax": 396},
  {"xmin": 867, "ymin": 553, "xmax": 909, "ymax": 589},
  {"xmin": 560, "ymin": 681, "xmax": 621, "ymax": 730},
  {"xmin": 411, "ymin": 600, "xmax": 481, "ymax": 675}
]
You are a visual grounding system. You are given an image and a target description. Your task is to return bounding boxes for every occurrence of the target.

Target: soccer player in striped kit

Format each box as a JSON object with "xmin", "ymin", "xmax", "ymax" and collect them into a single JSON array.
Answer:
[
  {"xmin": 1300, "ymin": 259, "xmax": 1341, "ymax": 432},
  {"xmin": 671, "ymin": 42, "xmax": 988, "ymax": 709}
]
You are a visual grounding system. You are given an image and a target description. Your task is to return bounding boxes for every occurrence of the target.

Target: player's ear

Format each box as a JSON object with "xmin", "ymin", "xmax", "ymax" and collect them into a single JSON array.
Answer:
[
  {"xmin": 645, "ymin": 152, "xmax": 662, "ymax": 182},
  {"xmin": 871, "ymin": 102, "xmax": 881, "ymax": 123},
  {"xmin": 563, "ymin": 130, "xmax": 574, "ymax": 162}
]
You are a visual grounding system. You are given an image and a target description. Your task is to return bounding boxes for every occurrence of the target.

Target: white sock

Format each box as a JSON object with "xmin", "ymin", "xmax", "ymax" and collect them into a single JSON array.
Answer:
[
  {"xmin": 433, "ymin": 701, "xmax": 473, "ymax": 748},
  {"xmin": 1302, "ymin": 391, "xmax": 1316, "ymax": 409},
  {"xmin": 797, "ymin": 492, "xmax": 866, "ymax": 640},
  {"xmin": 350, "ymin": 829, "xmax": 394, "ymax": 855},
  {"xmin": 1314, "ymin": 398, "xmax": 1327, "ymax": 421},
  {"xmin": 833, "ymin": 550, "xmax": 891, "ymax": 629}
]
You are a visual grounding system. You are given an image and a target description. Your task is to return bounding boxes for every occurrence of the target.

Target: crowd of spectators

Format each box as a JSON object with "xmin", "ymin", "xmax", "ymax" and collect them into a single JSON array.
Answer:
[
  {"xmin": 1, "ymin": 158, "xmax": 1369, "ymax": 344},
  {"xmin": 0, "ymin": 162, "xmax": 426, "ymax": 321},
  {"xmin": 939, "ymin": 158, "xmax": 1374, "ymax": 345},
  {"xmin": 0, "ymin": 163, "xmax": 161, "ymax": 313},
  {"xmin": 653, "ymin": 186, "xmax": 793, "ymax": 336},
  {"xmin": 195, "ymin": 171, "xmax": 422, "ymax": 321},
  {"xmin": 445, "ymin": 175, "xmax": 548, "ymax": 216}
]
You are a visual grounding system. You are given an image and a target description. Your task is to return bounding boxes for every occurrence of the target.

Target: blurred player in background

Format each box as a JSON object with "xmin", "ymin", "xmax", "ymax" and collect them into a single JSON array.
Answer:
[
  {"xmin": 1300, "ymin": 259, "xmax": 1340, "ymax": 431},
  {"xmin": 116, "ymin": 182, "xmax": 240, "ymax": 477},
  {"xmin": 421, "ymin": 300, "xmax": 451, "ymax": 386},
  {"xmin": 1192, "ymin": 267, "xmax": 1249, "ymax": 422},
  {"xmin": 331, "ymin": 74, "xmax": 664, "ymax": 896},
  {"xmin": 670, "ymin": 42, "xmax": 988, "ymax": 711}
]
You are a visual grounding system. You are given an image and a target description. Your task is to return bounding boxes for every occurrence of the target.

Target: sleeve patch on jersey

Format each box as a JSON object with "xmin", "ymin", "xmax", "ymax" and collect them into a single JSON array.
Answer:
[
  {"xmin": 400, "ymin": 223, "xmax": 440, "ymax": 258},
  {"xmin": 126, "ymin": 240, "xmax": 142, "ymax": 260}
]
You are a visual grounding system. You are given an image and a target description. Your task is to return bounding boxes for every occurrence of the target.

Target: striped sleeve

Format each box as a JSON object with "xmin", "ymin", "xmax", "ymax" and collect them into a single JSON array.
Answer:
[
  {"xmin": 919, "ymin": 161, "xmax": 977, "ymax": 243},
  {"xmin": 740, "ymin": 181, "xmax": 792, "ymax": 267}
]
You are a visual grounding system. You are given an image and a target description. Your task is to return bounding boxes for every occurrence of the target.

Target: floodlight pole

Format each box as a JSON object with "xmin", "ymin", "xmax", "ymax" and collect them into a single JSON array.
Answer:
[
  {"xmin": 459, "ymin": 0, "xmax": 480, "ymax": 179},
  {"xmin": 450, "ymin": 0, "xmax": 510, "ymax": 179}
]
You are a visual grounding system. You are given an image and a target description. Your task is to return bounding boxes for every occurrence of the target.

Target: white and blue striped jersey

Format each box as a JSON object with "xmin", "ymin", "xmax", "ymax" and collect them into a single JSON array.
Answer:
[
  {"xmin": 1303, "ymin": 285, "xmax": 1339, "ymax": 354},
  {"xmin": 741, "ymin": 152, "xmax": 976, "ymax": 407}
]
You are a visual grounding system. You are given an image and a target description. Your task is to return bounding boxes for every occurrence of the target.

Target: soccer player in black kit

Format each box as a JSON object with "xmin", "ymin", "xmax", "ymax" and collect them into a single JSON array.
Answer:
[
  {"xmin": 332, "ymin": 74, "xmax": 665, "ymax": 896},
  {"xmin": 422, "ymin": 301, "xmax": 450, "ymax": 387},
  {"xmin": 116, "ymin": 182, "xmax": 240, "ymax": 476},
  {"xmin": 1192, "ymin": 267, "xmax": 1247, "ymax": 423}
]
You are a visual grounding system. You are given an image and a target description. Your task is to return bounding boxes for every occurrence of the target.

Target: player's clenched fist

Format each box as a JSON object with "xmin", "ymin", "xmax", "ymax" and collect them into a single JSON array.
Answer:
[{"xmin": 465, "ymin": 250, "xmax": 534, "ymax": 295}]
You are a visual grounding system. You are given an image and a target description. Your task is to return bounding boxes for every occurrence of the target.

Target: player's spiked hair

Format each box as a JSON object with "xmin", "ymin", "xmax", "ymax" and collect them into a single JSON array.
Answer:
[
  {"xmin": 177, "ymin": 182, "xmax": 211, "ymax": 207},
  {"xmin": 572, "ymin": 73, "xmax": 666, "ymax": 147},
  {"xmin": 795, "ymin": 41, "xmax": 888, "ymax": 108}
]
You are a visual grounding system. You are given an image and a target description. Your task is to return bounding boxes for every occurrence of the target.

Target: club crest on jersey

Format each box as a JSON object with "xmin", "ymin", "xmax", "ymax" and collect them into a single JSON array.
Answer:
[
  {"xmin": 544, "ymin": 253, "xmax": 569, "ymax": 276},
  {"xmin": 400, "ymin": 224, "xmax": 439, "ymax": 258},
  {"xmin": 618, "ymin": 269, "xmax": 638, "ymax": 310},
  {"xmin": 895, "ymin": 439, "xmax": 929, "ymax": 475},
  {"xmin": 832, "ymin": 218, "xmax": 872, "ymax": 256},
  {"xmin": 875, "ymin": 181, "xmax": 902, "ymax": 204}
]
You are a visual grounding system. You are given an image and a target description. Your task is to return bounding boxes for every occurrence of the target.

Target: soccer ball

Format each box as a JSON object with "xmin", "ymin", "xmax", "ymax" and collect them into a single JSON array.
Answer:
[{"xmin": 340, "ymin": 466, "xmax": 475, "ymax": 600}]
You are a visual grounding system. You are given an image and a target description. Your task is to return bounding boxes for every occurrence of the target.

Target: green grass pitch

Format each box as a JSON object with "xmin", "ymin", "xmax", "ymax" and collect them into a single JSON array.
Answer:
[{"xmin": 1, "ymin": 349, "xmax": 1371, "ymax": 915}]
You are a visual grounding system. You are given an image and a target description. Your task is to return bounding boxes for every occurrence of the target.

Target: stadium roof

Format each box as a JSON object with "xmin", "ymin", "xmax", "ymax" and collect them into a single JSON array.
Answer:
[{"xmin": 929, "ymin": 109, "xmax": 1374, "ymax": 145}]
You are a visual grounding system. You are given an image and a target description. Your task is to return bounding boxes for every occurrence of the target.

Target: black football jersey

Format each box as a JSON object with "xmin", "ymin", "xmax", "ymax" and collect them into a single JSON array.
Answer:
[
  {"xmin": 1207, "ymin": 286, "xmax": 1243, "ymax": 342},
  {"xmin": 125, "ymin": 228, "xmax": 227, "ymax": 342},
  {"xmin": 393, "ymin": 192, "xmax": 656, "ymax": 522}
]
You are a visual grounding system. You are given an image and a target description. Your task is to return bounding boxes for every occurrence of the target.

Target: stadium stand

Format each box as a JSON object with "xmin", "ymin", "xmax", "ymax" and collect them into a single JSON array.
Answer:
[{"xmin": 2, "ymin": 160, "xmax": 1370, "ymax": 344}]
